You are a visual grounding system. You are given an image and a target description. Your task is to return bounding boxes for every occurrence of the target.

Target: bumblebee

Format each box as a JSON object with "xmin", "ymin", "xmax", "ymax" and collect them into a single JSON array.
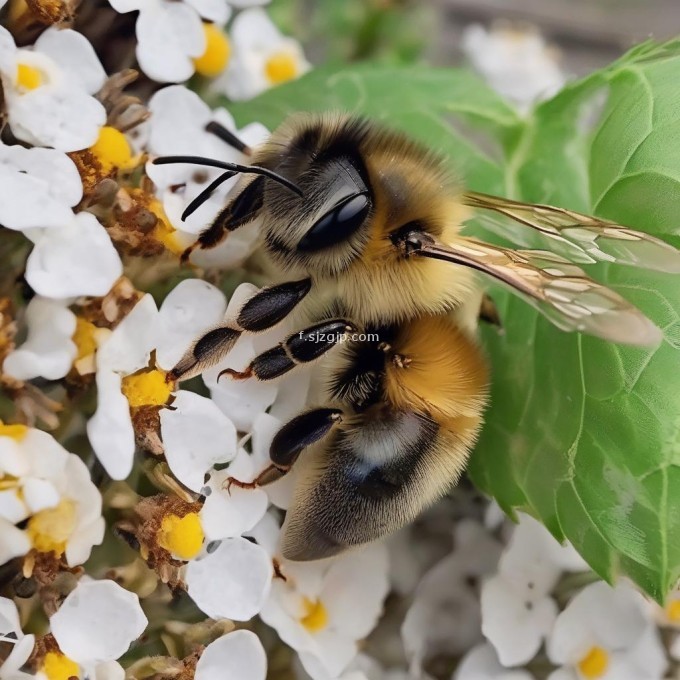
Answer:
[{"xmin": 152, "ymin": 114, "xmax": 679, "ymax": 561}]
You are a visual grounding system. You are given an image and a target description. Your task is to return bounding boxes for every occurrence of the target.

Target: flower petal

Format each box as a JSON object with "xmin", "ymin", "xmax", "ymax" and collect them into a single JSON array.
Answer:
[
  {"xmin": 107, "ymin": 0, "xmax": 144, "ymax": 11},
  {"xmin": 186, "ymin": 536, "xmax": 272, "ymax": 620},
  {"xmin": 50, "ymin": 580, "xmax": 148, "ymax": 664},
  {"xmin": 481, "ymin": 574, "xmax": 557, "ymax": 667},
  {"xmin": 2, "ymin": 297, "xmax": 76, "ymax": 380},
  {"xmin": 499, "ymin": 514, "xmax": 565, "ymax": 598},
  {"xmin": 200, "ymin": 450, "xmax": 268, "ymax": 540},
  {"xmin": 547, "ymin": 581, "xmax": 649, "ymax": 665},
  {"xmin": 0, "ymin": 518, "xmax": 31, "ymax": 564},
  {"xmin": 136, "ymin": 2, "xmax": 205, "ymax": 83},
  {"xmin": 322, "ymin": 543, "xmax": 390, "ymax": 638},
  {"xmin": 7, "ymin": 83, "xmax": 106, "ymax": 151},
  {"xmin": 186, "ymin": 0, "xmax": 231, "ymax": 24},
  {"xmin": 35, "ymin": 28, "xmax": 107, "ymax": 94},
  {"xmin": 97, "ymin": 294, "xmax": 158, "ymax": 375},
  {"xmin": 455, "ymin": 643, "xmax": 536, "ymax": 680},
  {"xmin": 26, "ymin": 213, "xmax": 122, "ymax": 299},
  {"xmin": 63, "ymin": 455, "xmax": 105, "ymax": 566},
  {"xmin": 0, "ymin": 143, "xmax": 82, "ymax": 230},
  {"xmin": 195, "ymin": 630, "xmax": 267, "ymax": 680},
  {"xmin": 87, "ymin": 369, "xmax": 135, "ymax": 480},
  {"xmin": 155, "ymin": 279, "xmax": 227, "ymax": 371},
  {"xmin": 147, "ymin": 85, "xmax": 211, "ymax": 156},
  {"xmin": 160, "ymin": 390, "xmax": 237, "ymax": 492}
]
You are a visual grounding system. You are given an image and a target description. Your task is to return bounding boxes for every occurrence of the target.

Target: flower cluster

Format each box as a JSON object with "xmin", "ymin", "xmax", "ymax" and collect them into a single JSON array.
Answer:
[{"xmin": 396, "ymin": 510, "xmax": 673, "ymax": 680}]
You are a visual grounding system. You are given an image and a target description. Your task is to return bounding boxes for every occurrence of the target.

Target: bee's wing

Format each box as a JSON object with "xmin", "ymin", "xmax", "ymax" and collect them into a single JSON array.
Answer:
[
  {"xmin": 415, "ymin": 235, "xmax": 662, "ymax": 346},
  {"xmin": 463, "ymin": 191, "xmax": 680, "ymax": 273}
]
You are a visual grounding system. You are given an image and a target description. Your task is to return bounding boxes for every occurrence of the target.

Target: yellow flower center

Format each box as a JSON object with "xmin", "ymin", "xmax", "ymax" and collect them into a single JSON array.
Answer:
[
  {"xmin": 146, "ymin": 195, "xmax": 184, "ymax": 255},
  {"xmin": 157, "ymin": 512, "xmax": 204, "ymax": 560},
  {"xmin": 27, "ymin": 499, "xmax": 77, "ymax": 555},
  {"xmin": 72, "ymin": 318, "xmax": 98, "ymax": 361},
  {"xmin": 121, "ymin": 369, "xmax": 172, "ymax": 409},
  {"xmin": 193, "ymin": 23, "xmax": 231, "ymax": 77},
  {"xmin": 264, "ymin": 51, "xmax": 299, "ymax": 85},
  {"xmin": 300, "ymin": 597, "xmax": 329, "ymax": 633},
  {"xmin": 577, "ymin": 646, "xmax": 609, "ymax": 679},
  {"xmin": 42, "ymin": 651, "xmax": 80, "ymax": 680},
  {"xmin": 0, "ymin": 422, "xmax": 28, "ymax": 441},
  {"xmin": 89, "ymin": 126, "xmax": 136, "ymax": 173},
  {"xmin": 16, "ymin": 62, "xmax": 43, "ymax": 91},
  {"xmin": 667, "ymin": 599, "xmax": 680, "ymax": 622}
]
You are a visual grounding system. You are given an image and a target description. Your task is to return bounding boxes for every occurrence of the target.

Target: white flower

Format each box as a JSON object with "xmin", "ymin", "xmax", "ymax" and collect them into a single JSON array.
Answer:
[
  {"xmin": 253, "ymin": 513, "xmax": 390, "ymax": 680},
  {"xmin": 108, "ymin": 0, "xmax": 230, "ymax": 83},
  {"xmin": 185, "ymin": 536, "xmax": 272, "ymax": 620},
  {"xmin": 455, "ymin": 643, "xmax": 535, "ymax": 680},
  {"xmin": 0, "ymin": 142, "xmax": 82, "ymax": 231},
  {"xmin": 87, "ymin": 282, "xmax": 235, "ymax": 481},
  {"xmin": 481, "ymin": 514, "xmax": 587, "ymax": 667},
  {"xmin": 216, "ymin": 8, "xmax": 310, "ymax": 101},
  {"xmin": 49, "ymin": 579, "xmax": 147, "ymax": 676},
  {"xmin": 402, "ymin": 520, "xmax": 502, "ymax": 674},
  {"xmin": 0, "ymin": 141, "xmax": 122, "ymax": 301},
  {"xmin": 0, "ymin": 26, "xmax": 106, "ymax": 151},
  {"xmin": 0, "ymin": 424, "xmax": 105, "ymax": 567},
  {"xmin": 462, "ymin": 24, "xmax": 565, "ymax": 112},
  {"xmin": 195, "ymin": 629, "xmax": 267, "ymax": 680},
  {"xmin": 25, "ymin": 211, "xmax": 123, "ymax": 300},
  {"xmin": 0, "ymin": 597, "xmax": 35, "ymax": 680},
  {"xmin": 146, "ymin": 85, "xmax": 268, "ymax": 264},
  {"xmin": 546, "ymin": 581, "xmax": 667, "ymax": 680},
  {"xmin": 3, "ymin": 297, "xmax": 77, "ymax": 381}
]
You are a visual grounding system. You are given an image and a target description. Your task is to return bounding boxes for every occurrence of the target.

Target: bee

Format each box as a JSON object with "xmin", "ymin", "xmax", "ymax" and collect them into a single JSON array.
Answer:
[{"xmin": 152, "ymin": 114, "xmax": 680, "ymax": 561}]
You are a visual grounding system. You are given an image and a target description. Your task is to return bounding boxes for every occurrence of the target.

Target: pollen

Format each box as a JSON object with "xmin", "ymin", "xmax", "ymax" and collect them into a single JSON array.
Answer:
[
  {"xmin": 41, "ymin": 651, "xmax": 80, "ymax": 680},
  {"xmin": 121, "ymin": 369, "xmax": 172, "ymax": 408},
  {"xmin": 0, "ymin": 422, "xmax": 28, "ymax": 441},
  {"xmin": 193, "ymin": 23, "xmax": 231, "ymax": 77},
  {"xmin": 300, "ymin": 597, "xmax": 329, "ymax": 633},
  {"xmin": 72, "ymin": 317, "xmax": 98, "ymax": 360},
  {"xmin": 157, "ymin": 512, "xmax": 204, "ymax": 560},
  {"xmin": 667, "ymin": 599, "xmax": 680, "ymax": 622},
  {"xmin": 27, "ymin": 499, "xmax": 77, "ymax": 555},
  {"xmin": 264, "ymin": 51, "xmax": 299, "ymax": 85},
  {"xmin": 16, "ymin": 63, "xmax": 43, "ymax": 90},
  {"xmin": 577, "ymin": 645, "xmax": 609, "ymax": 679},
  {"xmin": 89, "ymin": 126, "xmax": 136, "ymax": 173}
]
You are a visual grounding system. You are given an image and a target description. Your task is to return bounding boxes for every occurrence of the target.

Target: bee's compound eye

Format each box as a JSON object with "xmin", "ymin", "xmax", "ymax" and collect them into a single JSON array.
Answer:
[{"xmin": 298, "ymin": 193, "xmax": 370, "ymax": 252}]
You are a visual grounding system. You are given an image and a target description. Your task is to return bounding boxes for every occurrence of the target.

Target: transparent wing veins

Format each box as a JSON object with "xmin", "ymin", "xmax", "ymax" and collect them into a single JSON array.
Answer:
[
  {"xmin": 463, "ymin": 191, "xmax": 680, "ymax": 273},
  {"xmin": 412, "ymin": 234, "xmax": 663, "ymax": 346}
]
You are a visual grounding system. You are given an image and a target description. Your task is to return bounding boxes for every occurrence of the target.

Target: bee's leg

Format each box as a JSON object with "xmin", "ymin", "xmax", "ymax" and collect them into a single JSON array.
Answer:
[
  {"xmin": 226, "ymin": 408, "xmax": 344, "ymax": 490},
  {"xmin": 218, "ymin": 318, "xmax": 356, "ymax": 382},
  {"xmin": 479, "ymin": 293, "xmax": 501, "ymax": 327},
  {"xmin": 168, "ymin": 278, "xmax": 312, "ymax": 381},
  {"xmin": 181, "ymin": 175, "xmax": 265, "ymax": 263}
]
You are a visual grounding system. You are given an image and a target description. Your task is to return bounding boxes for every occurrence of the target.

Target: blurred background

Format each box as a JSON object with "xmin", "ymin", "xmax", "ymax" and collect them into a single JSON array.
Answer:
[{"xmin": 271, "ymin": 0, "xmax": 680, "ymax": 76}]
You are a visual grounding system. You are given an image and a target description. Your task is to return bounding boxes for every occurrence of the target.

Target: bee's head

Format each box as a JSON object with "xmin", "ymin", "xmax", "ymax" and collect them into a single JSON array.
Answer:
[{"xmin": 255, "ymin": 115, "xmax": 376, "ymax": 277}]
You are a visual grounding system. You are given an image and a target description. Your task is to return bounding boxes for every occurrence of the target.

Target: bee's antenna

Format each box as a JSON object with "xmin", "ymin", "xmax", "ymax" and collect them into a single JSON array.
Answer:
[
  {"xmin": 151, "ymin": 155, "xmax": 303, "ymax": 197},
  {"xmin": 205, "ymin": 121, "xmax": 252, "ymax": 156},
  {"xmin": 181, "ymin": 170, "xmax": 237, "ymax": 221}
]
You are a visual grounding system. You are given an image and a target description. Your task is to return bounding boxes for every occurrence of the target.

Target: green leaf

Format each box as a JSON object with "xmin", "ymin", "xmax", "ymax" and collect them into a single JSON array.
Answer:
[
  {"xmin": 470, "ymin": 41, "xmax": 680, "ymax": 601},
  {"xmin": 224, "ymin": 48, "xmax": 680, "ymax": 600}
]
